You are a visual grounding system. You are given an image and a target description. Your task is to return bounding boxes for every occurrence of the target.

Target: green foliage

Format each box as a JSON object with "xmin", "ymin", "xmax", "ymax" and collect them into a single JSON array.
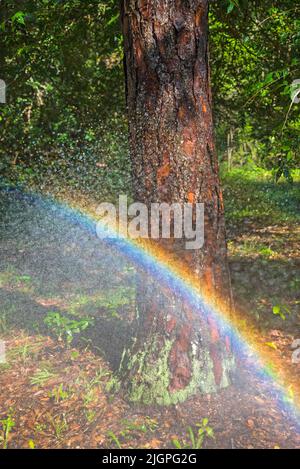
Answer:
[
  {"xmin": 66, "ymin": 287, "xmax": 135, "ymax": 319},
  {"xmin": 0, "ymin": 0, "xmax": 130, "ymax": 197},
  {"xmin": 48, "ymin": 414, "xmax": 68, "ymax": 440},
  {"xmin": 0, "ymin": 410, "xmax": 15, "ymax": 449},
  {"xmin": 106, "ymin": 417, "xmax": 158, "ymax": 449},
  {"xmin": 1, "ymin": 0, "xmax": 299, "ymax": 194},
  {"xmin": 222, "ymin": 166, "xmax": 300, "ymax": 226},
  {"xmin": 211, "ymin": 1, "xmax": 300, "ymax": 177},
  {"xmin": 30, "ymin": 367, "xmax": 56, "ymax": 386},
  {"xmin": 272, "ymin": 304, "xmax": 291, "ymax": 321},
  {"xmin": 107, "ymin": 430, "xmax": 122, "ymax": 449},
  {"xmin": 105, "ymin": 374, "xmax": 121, "ymax": 395},
  {"xmin": 227, "ymin": 1, "xmax": 239, "ymax": 14},
  {"xmin": 44, "ymin": 311, "xmax": 93, "ymax": 344},
  {"xmin": 172, "ymin": 419, "xmax": 214, "ymax": 449},
  {"xmin": 49, "ymin": 384, "xmax": 70, "ymax": 403}
]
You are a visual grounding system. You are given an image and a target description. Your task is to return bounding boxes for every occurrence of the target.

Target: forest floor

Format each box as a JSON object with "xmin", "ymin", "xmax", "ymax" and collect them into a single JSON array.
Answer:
[{"xmin": 0, "ymin": 167, "xmax": 299, "ymax": 449}]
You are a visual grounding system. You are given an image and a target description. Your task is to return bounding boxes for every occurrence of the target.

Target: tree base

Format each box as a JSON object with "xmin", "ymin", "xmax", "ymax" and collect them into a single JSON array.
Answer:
[{"xmin": 120, "ymin": 331, "xmax": 235, "ymax": 406}]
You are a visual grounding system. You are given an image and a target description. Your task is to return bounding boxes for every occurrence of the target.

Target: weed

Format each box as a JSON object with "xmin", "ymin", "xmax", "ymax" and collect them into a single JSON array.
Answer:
[
  {"xmin": 49, "ymin": 384, "xmax": 70, "ymax": 403},
  {"xmin": 8, "ymin": 341, "xmax": 31, "ymax": 363},
  {"xmin": 34, "ymin": 422, "xmax": 47, "ymax": 433},
  {"xmin": 49, "ymin": 414, "xmax": 68, "ymax": 440},
  {"xmin": 85, "ymin": 409, "xmax": 97, "ymax": 424},
  {"xmin": 66, "ymin": 287, "xmax": 135, "ymax": 319},
  {"xmin": 272, "ymin": 304, "xmax": 291, "ymax": 320},
  {"xmin": 44, "ymin": 311, "xmax": 93, "ymax": 345},
  {"xmin": 0, "ymin": 270, "xmax": 33, "ymax": 293},
  {"xmin": 107, "ymin": 430, "xmax": 122, "ymax": 449},
  {"xmin": 30, "ymin": 368, "xmax": 56, "ymax": 386},
  {"xmin": 70, "ymin": 350, "xmax": 80, "ymax": 360},
  {"xmin": 172, "ymin": 418, "xmax": 214, "ymax": 449},
  {"xmin": 120, "ymin": 417, "xmax": 158, "ymax": 437},
  {"xmin": 105, "ymin": 375, "xmax": 121, "ymax": 395},
  {"xmin": 0, "ymin": 410, "xmax": 15, "ymax": 449},
  {"xmin": 83, "ymin": 387, "xmax": 97, "ymax": 407},
  {"xmin": 7, "ymin": 339, "xmax": 42, "ymax": 365}
]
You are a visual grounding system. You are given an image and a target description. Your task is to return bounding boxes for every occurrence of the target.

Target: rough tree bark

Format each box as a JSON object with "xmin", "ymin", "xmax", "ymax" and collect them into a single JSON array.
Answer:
[{"xmin": 120, "ymin": 0, "xmax": 235, "ymax": 405}]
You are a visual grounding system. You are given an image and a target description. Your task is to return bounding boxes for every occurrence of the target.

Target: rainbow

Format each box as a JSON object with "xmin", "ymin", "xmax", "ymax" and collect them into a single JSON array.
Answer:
[{"xmin": 2, "ymin": 183, "xmax": 300, "ymax": 430}]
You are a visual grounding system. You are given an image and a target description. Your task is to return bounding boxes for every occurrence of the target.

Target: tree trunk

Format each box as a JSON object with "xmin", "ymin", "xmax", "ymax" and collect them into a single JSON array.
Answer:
[{"xmin": 120, "ymin": 0, "xmax": 234, "ymax": 405}]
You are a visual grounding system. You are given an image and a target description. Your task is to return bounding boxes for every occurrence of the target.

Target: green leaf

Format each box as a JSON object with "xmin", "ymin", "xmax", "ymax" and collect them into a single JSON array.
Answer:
[
  {"xmin": 227, "ymin": 2, "xmax": 235, "ymax": 14},
  {"xmin": 11, "ymin": 11, "xmax": 26, "ymax": 25},
  {"xmin": 206, "ymin": 427, "xmax": 214, "ymax": 438},
  {"xmin": 188, "ymin": 426, "xmax": 196, "ymax": 448},
  {"xmin": 107, "ymin": 13, "xmax": 120, "ymax": 27},
  {"xmin": 172, "ymin": 439, "xmax": 182, "ymax": 449},
  {"xmin": 227, "ymin": 1, "xmax": 239, "ymax": 14}
]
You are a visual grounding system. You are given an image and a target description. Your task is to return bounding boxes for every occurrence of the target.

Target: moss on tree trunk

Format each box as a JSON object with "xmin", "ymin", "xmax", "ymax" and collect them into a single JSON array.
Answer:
[{"xmin": 119, "ymin": 275, "xmax": 235, "ymax": 405}]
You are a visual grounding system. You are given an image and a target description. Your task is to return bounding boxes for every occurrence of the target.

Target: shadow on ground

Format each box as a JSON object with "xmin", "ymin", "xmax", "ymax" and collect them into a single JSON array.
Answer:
[{"xmin": 0, "ymin": 187, "xmax": 136, "ymax": 370}]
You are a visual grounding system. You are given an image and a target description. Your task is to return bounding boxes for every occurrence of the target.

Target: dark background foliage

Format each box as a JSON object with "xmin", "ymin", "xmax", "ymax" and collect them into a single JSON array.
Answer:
[{"xmin": 0, "ymin": 0, "xmax": 299, "ymax": 194}]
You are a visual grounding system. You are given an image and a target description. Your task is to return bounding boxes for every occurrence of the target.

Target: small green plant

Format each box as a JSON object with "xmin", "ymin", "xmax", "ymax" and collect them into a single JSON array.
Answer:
[
  {"xmin": 119, "ymin": 417, "xmax": 158, "ymax": 437},
  {"xmin": 272, "ymin": 304, "xmax": 291, "ymax": 321},
  {"xmin": 0, "ymin": 270, "xmax": 32, "ymax": 292},
  {"xmin": 8, "ymin": 339, "xmax": 41, "ymax": 365},
  {"xmin": 30, "ymin": 368, "xmax": 56, "ymax": 386},
  {"xmin": 81, "ymin": 369, "xmax": 110, "ymax": 408},
  {"xmin": 105, "ymin": 418, "xmax": 157, "ymax": 449},
  {"xmin": 107, "ymin": 430, "xmax": 122, "ymax": 449},
  {"xmin": 144, "ymin": 416, "xmax": 158, "ymax": 433},
  {"xmin": 11, "ymin": 342, "xmax": 31, "ymax": 363},
  {"xmin": 44, "ymin": 311, "xmax": 93, "ymax": 345},
  {"xmin": 85, "ymin": 409, "xmax": 97, "ymax": 424},
  {"xmin": 70, "ymin": 350, "xmax": 80, "ymax": 360},
  {"xmin": 0, "ymin": 410, "xmax": 15, "ymax": 449},
  {"xmin": 105, "ymin": 375, "xmax": 121, "ymax": 394},
  {"xmin": 49, "ymin": 414, "xmax": 68, "ymax": 439},
  {"xmin": 66, "ymin": 287, "xmax": 135, "ymax": 319},
  {"xmin": 15, "ymin": 274, "xmax": 32, "ymax": 283},
  {"xmin": 91, "ymin": 368, "xmax": 110, "ymax": 383},
  {"xmin": 172, "ymin": 418, "xmax": 214, "ymax": 449},
  {"xmin": 82, "ymin": 368, "xmax": 109, "ymax": 390},
  {"xmin": 290, "ymin": 277, "xmax": 300, "ymax": 292},
  {"xmin": 83, "ymin": 387, "xmax": 97, "ymax": 407},
  {"xmin": 49, "ymin": 384, "xmax": 69, "ymax": 403},
  {"xmin": 34, "ymin": 422, "xmax": 47, "ymax": 433}
]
